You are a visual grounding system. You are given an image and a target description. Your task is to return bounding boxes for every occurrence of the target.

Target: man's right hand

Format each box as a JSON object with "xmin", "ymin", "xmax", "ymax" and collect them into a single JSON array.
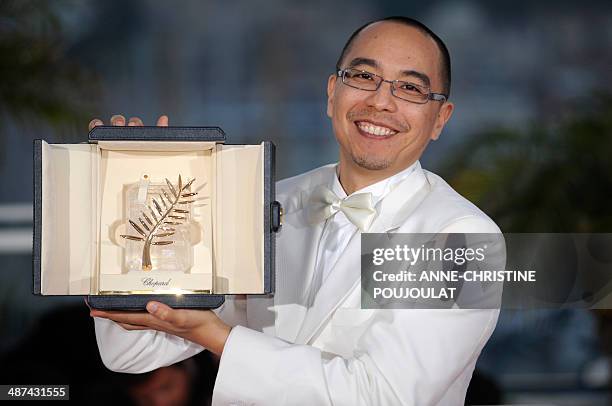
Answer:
[{"xmin": 88, "ymin": 114, "xmax": 169, "ymax": 131}]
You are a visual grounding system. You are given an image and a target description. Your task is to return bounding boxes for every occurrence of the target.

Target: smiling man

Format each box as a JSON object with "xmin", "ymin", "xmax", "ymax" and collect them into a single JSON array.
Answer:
[
  {"xmin": 92, "ymin": 17, "xmax": 500, "ymax": 405},
  {"xmin": 328, "ymin": 19, "xmax": 453, "ymax": 194}
]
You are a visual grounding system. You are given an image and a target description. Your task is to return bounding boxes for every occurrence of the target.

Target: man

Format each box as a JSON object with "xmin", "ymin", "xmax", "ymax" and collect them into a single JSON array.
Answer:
[{"xmin": 91, "ymin": 17, "xmax": 500, "ymax": 405}]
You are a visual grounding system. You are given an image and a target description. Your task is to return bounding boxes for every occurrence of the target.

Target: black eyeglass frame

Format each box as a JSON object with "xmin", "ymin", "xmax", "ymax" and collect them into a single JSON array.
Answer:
[{"xmin": 337, "ymin": 68, "xmax": 448, "ymax": 104}]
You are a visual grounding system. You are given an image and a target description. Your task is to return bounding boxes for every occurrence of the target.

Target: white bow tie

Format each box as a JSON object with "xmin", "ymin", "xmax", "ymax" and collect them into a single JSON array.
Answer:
[{"xmin": 307, "ymin": 184, "xmax": 377, "ymax": 231}]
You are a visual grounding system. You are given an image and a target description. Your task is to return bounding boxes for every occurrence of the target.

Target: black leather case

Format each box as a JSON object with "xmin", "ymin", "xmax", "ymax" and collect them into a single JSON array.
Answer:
[{"xmin": 33, "ymin": 126, "xmax": 278, "ymax": 310}]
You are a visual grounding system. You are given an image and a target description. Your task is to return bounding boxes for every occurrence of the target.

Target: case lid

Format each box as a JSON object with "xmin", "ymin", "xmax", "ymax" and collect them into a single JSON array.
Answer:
[{"xmin": 88, "ymin": 126, "xmax": 226, "ymax": 142}]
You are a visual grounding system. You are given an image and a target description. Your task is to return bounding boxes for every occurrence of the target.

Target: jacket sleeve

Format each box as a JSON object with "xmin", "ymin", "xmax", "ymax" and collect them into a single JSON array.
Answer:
[
  {"xmin": 93, "ymin": 317, "xmax": 205, "ymax": 373},
  {"xmin": 94, "ymin": 295, "xmax": 248, "ymax": 373}
]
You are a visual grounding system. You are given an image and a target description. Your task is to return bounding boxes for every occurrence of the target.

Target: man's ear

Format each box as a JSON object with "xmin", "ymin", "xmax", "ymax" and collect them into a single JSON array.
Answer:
[
  {"xmin": 326, "ymin": 74, "xmax": 337, "ymax": 119},
  {"xmin": 431, "ymin": 101, "xmax": 454, "ymax": 140}
]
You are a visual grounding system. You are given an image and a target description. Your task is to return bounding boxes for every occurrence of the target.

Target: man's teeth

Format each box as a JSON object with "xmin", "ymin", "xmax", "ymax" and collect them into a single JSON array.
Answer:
[{"xmin": 357, "ymin": 122, "xmax": 397, "ymax": 136}]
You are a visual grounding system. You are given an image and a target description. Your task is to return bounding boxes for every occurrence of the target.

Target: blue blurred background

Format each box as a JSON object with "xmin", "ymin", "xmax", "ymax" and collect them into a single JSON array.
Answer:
[{"xmin": 1, "ymin": 0, "xmax": 611, "ymax": 404}]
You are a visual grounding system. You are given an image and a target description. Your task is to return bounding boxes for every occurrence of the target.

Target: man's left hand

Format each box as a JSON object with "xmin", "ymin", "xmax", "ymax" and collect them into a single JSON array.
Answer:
[{"xmin": 89, "ymin": 301, "xmax": 231, "ymax": 356}]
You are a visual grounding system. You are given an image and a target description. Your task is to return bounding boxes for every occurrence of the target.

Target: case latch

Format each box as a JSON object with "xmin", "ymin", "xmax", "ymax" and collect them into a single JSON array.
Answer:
[{"xmin": 271, "ymin": 201, "xmax": 283, "ymax": 232}]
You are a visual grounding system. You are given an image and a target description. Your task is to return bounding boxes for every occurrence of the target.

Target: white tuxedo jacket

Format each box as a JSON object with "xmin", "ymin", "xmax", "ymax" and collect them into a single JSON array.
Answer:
[{"xmin": 94, "ymin": 162, "xmax": 500, "ymax": 406}]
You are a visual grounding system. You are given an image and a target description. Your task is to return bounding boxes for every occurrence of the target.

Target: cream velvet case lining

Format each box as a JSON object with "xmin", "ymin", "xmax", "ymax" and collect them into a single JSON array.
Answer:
[{"xmin": 33, "ymin": 127, "xmax": 280, "ymax": 310}]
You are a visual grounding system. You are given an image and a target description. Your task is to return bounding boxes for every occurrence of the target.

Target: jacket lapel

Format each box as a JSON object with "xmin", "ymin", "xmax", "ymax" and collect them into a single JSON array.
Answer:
[
  {"xmin": 272, "ymin": 190, "xmax": 327, "ymax": 342},
  {"xmin": 369, "ymin": 164, "xmax": 430, "ymax": 233},
  {"xmin": 293, "ymin": 164, "xmax": 431, "ymax": 344},
  {"xmin": 293, "ymin": 229, "xmax": 361, "ymax": 344}
]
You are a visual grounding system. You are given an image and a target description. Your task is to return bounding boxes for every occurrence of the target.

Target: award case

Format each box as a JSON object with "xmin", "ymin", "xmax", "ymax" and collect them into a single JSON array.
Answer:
[{"xmin": 32, "ymin": 126, "xmax": 280, "ymax": 310}]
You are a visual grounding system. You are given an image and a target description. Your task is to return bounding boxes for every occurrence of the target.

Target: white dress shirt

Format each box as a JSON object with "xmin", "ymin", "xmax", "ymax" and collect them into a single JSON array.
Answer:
[{"xmin": 305, "ymin": 161, "xmax": 420, "ymax": 306}]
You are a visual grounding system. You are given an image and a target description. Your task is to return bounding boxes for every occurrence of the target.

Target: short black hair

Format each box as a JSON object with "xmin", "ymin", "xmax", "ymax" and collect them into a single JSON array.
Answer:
[{"xmin": 335, "ymin": 16, "xmax": 451, "ymax": 98}]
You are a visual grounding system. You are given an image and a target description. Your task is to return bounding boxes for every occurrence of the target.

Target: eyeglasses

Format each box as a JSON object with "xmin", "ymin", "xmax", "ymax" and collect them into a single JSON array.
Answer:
[{"xmin": 337, "ymin": 68, "xmax": 447, "ymax": 104}]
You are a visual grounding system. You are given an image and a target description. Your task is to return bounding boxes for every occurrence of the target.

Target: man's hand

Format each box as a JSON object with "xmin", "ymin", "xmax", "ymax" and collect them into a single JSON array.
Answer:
[
  {"xmin": 90, "ymin": 301, "xmax": 231, "ymax": 356},
  {"xmin": 88, "ymin": 114, "xmax": 169, "ymax": 130}
]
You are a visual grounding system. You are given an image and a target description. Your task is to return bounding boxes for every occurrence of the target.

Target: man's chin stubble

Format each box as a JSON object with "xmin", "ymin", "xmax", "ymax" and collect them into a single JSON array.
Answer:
[{"xmin": 352, "ymin": 154, "xmax": 391, "ymax": 171}]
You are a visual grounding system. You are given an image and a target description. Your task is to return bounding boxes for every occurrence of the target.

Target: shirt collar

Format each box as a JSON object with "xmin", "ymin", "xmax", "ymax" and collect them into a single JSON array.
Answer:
[{"xmin": 331, "ymin": 160, "xmax": 421, "ymax": 207}]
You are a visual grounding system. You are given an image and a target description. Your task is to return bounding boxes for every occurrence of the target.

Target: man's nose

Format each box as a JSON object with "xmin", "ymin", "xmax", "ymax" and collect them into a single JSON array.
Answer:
[{"xmin": 364, "ymin": 80, "xmax": 397, "ymax": 112}]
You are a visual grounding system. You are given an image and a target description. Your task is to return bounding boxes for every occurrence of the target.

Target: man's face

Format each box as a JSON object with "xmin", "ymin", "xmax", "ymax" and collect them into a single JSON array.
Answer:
[{"xmin": 327, "ymin": 22, "xmax": 454, "ymax": 174}]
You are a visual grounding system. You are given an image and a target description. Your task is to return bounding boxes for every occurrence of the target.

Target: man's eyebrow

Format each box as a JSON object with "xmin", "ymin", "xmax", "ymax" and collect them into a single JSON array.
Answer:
[
  {"xmin": 400, "ymin": 70, "xmax": 431, "ymax": 87},
  {"xmin": 346, "ymin": 57, "xmax": 379, "ymax": 70},
  {"xmin": 346, "ymin": 58, "xmax": 432, "ymax": 88}
]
